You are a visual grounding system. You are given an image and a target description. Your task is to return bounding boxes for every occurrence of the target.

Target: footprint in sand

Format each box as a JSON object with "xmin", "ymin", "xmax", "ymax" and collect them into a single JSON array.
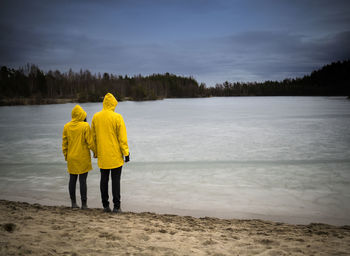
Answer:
[
  {"xmin": 98, "ymin": 232, "xmax": 122, "ymax": 241},
  {"xmin": 136, "ymin": 233, "xmax": 150, "ymax": 241},
  {"xmin": 1, "ymin": 223, "xmax": 16, "ymax": 232}
]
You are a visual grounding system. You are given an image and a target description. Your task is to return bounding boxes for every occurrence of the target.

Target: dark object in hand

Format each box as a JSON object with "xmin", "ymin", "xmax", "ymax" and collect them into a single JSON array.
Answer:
[{"xmin": 125, "ymin": 154, "xmax": 130, "ymax": 162}]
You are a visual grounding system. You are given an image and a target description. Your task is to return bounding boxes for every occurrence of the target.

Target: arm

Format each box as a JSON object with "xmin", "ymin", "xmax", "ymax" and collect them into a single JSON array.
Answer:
[
  {"xmin": 62, "ymin": 126, "xmax": 68, "ymax": 161},
  {"xmin": 85, "ymin": 124, "xmax": 96, "ymax": 156},
  {"xmin": 118, "ymin": 115, "xmax": 129, "ymax": 157},
  {"xmin": 91, "ymin": 117, "xmax": 97, "ymax": 158}
]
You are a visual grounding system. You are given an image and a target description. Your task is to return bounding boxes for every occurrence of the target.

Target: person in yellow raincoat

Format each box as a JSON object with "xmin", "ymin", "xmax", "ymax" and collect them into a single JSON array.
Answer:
[
  {"xmin": 62, "ymin": 105, "xmax": 96, "ymax": 209},
  {"xmin": 92, "ymin": 93, "xmax": 130, "ymax": 213}
]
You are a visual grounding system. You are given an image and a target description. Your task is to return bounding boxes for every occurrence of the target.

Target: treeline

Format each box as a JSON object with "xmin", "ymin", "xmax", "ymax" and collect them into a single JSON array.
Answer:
[
  {"xmin": 0, "ymin": 60, "xmax": 349, "ymax": 105},
  {"xmin": 210, "ymin": 60, "xmax": 350, "ymax": 96},
  {"xmin": 0, "ymin": 64, "xmax": 202, "ymax": 105}
]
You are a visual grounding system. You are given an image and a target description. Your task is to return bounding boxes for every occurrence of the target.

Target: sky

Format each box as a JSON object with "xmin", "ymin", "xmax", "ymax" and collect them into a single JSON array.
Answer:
[{"xmin": 1, "ymin": 0, "xmax": 350, "ymax": 86}]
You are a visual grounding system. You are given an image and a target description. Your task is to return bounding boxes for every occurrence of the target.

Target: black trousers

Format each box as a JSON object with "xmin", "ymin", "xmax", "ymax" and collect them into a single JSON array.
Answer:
[
  {"xmin": 100, "ymin": 166, "xmax": 122, "ymax": 209},
  {"xmin": 69, "ymin": 172, "xmax": 88, "ymax": 202}
]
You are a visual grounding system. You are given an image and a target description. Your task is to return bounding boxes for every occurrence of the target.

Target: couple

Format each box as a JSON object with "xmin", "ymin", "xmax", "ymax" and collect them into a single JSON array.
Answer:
[{"xmin": 62, "ymin": 93, "xmax": 129, "ymax": 213}]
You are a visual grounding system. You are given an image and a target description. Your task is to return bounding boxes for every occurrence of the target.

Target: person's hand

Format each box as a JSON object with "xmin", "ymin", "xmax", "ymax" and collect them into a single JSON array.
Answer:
[{"xmin": 125, "ymin": 154, "xmax": 130, "ymax": 162}]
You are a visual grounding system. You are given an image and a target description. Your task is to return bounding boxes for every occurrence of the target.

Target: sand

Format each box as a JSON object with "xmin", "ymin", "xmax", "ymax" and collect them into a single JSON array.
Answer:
[{"xmin": 1, "ymin": 200, "xmax": 349, "ymax": 256}]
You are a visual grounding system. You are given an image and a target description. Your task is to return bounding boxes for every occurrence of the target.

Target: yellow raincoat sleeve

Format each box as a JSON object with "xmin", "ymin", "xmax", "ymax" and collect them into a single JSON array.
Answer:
[
  {"xmin": 118, "ymin": 115, "xmax": 129, "ymax": 157},
  {"xmin": 91, "ymin": 118, "xmax": 97, "ymax": 157},
  {"xmin": 62, "ymin": 126, "xmax": 68, "ymax": 161},
  {"xmin": 84, "ymin": 125, "xmax": 96, "ymax": 156}
]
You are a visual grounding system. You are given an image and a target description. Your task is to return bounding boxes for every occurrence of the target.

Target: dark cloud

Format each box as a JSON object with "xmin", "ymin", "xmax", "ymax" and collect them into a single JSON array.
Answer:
[
  {"xmin": 170, "ymin": 30, "xmax": 350, "ymax": 83},
  {"xmin": 205, "ymin": 30, "xmax": 350, "ymax": 82},
  {"xmin": 0, "ymin": 0, "xmax": 349, "ymax": 85}
]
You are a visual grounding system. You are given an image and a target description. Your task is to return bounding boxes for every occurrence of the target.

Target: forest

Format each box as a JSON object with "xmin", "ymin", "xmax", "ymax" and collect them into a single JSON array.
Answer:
[
  {"xmin": 0, "ymin": 60, "xmax": 349, "ymax": 105},
  {"xmin": 210, "ymin": 60, "xmax": 350, "ymax": 97}
]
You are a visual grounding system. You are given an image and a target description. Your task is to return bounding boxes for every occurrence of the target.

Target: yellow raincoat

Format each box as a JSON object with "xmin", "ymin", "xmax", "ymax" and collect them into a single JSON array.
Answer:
[
  {"xmin": 62, "ymin": 105, "xmax": 96, "ymax": 174},
  {"xmin": 91, "ymin": 93, "xmax": 129, "ymax": 169}
]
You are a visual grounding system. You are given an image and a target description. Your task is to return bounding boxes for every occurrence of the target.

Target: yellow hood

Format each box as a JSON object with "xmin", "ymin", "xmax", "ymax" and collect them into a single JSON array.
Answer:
[
  {"xmin": 103, "ymin": 93, "xmax": 118, "ymax": 111},
  {"xmin": 71, "ymin": 105, "xmax": 87, "ymax": 122}
]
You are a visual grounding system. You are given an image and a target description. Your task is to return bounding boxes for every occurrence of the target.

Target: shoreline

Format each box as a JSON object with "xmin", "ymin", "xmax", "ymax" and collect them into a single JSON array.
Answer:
[
  {"xmin": 0, "ymin": 95, "xmax": 348, "ymax": 106},
  {"xmin": 1, "ymin": 194, "xmax": 347, "ymax": 227},
  {"xmin": 0, "ymin": 96, "xmax": 165, "ymax": 106},
  {"xmin": 0, "ymin": 97, "xmax": 77, "ymax": 106},
  {"xmin": 1, "ymin": 200, "xmax": 350, "ymax": 255}
]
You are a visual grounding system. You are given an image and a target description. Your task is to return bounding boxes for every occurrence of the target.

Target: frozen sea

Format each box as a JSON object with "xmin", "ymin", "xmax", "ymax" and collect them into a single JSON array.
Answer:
[{"xmin": 0, "ymin": 96, "xmax": 349, "ymax": 225}]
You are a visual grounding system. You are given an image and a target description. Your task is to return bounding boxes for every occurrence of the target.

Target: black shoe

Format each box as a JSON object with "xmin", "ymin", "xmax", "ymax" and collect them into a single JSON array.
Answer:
[
  {"xmin": 81, "ymin": 200, "xmax": 88, "ymax": 210},
  {"xmin": 72, "ymin": 203, "xmax": 79, "ymax": 209},
  {"xmin": 71, "ymin": 201, "xmax": 79, "ymax": 209},
  {"xmin": 103, "ymin": 207, "xmax": 111, "ymax": 213},
  {"xmin": 113, "ymin": 207, "xmax": 122, "ymax": 214}
]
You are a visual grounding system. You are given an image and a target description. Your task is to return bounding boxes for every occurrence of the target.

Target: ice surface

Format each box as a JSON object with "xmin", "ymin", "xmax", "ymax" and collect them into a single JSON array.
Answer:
[{"xmin": 0, "ymin": 97, "xmax": 349, "ymax": 225}]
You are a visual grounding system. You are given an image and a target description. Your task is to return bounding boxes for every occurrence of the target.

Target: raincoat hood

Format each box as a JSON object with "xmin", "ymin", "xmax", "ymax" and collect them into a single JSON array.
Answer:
[
  {"xmin": 71, "ymin": 105, "xmax": 87, "ymax": 122},
  {"xmin": 103, "ymin": 93, "xmax": 118, "ymax": 111}
]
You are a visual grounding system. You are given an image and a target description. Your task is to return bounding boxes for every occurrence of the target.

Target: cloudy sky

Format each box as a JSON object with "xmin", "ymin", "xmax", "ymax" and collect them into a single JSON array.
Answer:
[{"xmin": 1, "ymin": 0, "xmax": 349, "ymax": 85}]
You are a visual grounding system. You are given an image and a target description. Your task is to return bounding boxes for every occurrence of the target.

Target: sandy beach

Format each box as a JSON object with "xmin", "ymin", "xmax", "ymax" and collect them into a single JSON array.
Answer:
[{"xmin": 1, "ymin": 200, "xmax": 350, "ymax": 255}]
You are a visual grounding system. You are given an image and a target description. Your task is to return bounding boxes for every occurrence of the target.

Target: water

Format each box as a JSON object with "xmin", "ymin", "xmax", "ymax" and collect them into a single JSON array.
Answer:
[{"xmin": 0, "ymin": 97, "xmax": 349, "ymax": 225}]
